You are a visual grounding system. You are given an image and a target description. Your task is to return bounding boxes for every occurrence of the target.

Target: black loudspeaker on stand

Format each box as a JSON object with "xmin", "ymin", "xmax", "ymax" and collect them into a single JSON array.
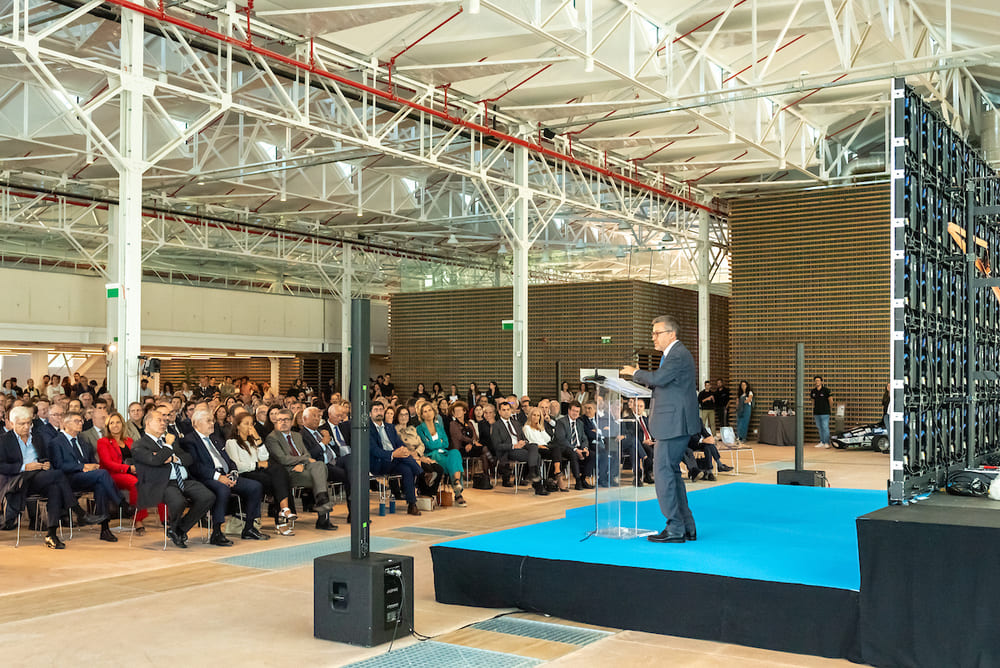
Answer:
[
  {"xmin": 778, "ymin": 343, "xmax": 827, "ymax": 488},
  {"xmin": 313, "ymin": 298, "xmax": 415, "ymax": 647}
]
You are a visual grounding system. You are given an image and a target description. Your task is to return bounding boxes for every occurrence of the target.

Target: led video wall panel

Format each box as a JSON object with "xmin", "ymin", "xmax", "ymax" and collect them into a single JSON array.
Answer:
[{"xmin": 889, "ymin": 79, "xmax": 1000, "ymax": 502}]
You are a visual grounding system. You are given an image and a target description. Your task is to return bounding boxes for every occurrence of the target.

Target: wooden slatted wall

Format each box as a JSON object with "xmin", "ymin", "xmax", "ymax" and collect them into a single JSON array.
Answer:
[
  {"xmin": 390, "ymin": 280, "xmax": 729, "ymax": 400},
  {"xmin": 729, "ymin": 183, "xmax": 890, "ymax": 440}
]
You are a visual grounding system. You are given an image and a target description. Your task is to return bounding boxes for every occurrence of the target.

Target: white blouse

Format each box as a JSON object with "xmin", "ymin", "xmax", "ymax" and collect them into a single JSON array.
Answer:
[
  {"xmin": 225, "ymin": 438, "xmax": 269, "ymax": 474},
  {"xmin": 522, "ymin": 424, "xmax": 551, "ymax": 446}
]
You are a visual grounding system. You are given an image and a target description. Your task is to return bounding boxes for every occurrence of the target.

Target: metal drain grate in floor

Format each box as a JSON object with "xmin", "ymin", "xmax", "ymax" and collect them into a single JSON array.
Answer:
[
  {"xmin": 343, "ymin": 641, "xmax": 541, "ymax": 668},
  {"xmin": 217, "ymin": 536, "xmax": 410, "ymax": 570},
  {"xmin": 472, "ymin": 617, "xmax": 613, "ymax": 646}
]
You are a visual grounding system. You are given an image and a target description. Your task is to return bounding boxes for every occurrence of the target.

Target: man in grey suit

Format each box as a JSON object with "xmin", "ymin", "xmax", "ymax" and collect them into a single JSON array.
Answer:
[
  {"xmin": 264, "ymin": 409, "xmax": 337, "ymax": 530},
  {"xmin": 622, "ymin": 315, "xmax": 702, "ymax": 543}
]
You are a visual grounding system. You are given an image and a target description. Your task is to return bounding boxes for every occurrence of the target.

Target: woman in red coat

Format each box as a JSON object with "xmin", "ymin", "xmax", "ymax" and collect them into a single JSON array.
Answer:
[{"xmin": 97, "ymin": 411, "xmax": 162, "ymax": 533}]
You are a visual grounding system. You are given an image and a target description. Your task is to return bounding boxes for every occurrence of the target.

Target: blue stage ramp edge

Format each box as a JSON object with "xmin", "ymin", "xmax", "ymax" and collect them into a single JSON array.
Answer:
[
  {"xmin": 436, "ymin": 482, "xmax": 886, "ymax": 591},
  {"xmin": 343, "ymin": 641, "xmax": 541, "ymax": 668}
]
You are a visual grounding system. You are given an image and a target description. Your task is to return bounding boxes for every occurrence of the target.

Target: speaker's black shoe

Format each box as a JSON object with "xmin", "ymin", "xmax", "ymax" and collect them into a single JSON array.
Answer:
[
  {"xmin": 647, "ymin": 530, "xmax": 685, "ymax": 544},
  {"xmin": 166, "ymin": 527, "xmax": 187, "ymax": 548},
  {"xmin": 210, "ymin": 531, "xmax": 234, "ymax": 547},
  {"xmin": 684, "ymin": 530, "xmax": 697, "ymax": 541},
  {"xmin": 44, "ymin": 534, "xmax": 66, "ymax": 550},
  {"xmin": 241, "ymin": 527, "xmax": 270, "ymax": 540},
  {"xmin": 100, "ymin": 527, "xmax": 118, "ymax": 542}
]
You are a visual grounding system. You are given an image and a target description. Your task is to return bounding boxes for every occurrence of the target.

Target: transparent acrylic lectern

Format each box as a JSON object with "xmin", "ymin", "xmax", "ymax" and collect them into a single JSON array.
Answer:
[{"xmin": 582, "ymin": 369, "xmax": 657, "ymax": 539}]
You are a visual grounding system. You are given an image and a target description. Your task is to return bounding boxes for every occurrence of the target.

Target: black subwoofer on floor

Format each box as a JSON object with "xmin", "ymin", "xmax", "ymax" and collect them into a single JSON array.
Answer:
[
  {"xmin": 777, "ymin": 469, "xmax": 827, "ymax": 487},
  {"xmin": 313, "ymin": 552, "xmax": 414, "ymax": 647}
]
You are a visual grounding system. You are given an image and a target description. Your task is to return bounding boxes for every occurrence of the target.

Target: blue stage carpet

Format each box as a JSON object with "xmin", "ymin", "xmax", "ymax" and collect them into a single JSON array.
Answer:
[{"xmin": 435, "ymin": 482, "xmax": 885, "ymax": 591}]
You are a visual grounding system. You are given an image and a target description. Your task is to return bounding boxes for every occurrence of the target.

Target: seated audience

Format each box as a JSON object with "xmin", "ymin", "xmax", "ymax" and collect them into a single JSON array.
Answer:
[
  {"xmin": 98, "ymin": 411, "xmax": 160, "ymax": 535},
  {"xmin": 300, "ymin": 406, "xmax": 351, "ymax": 521},
  {"xmin": 553, "ymin": 401, "xmax": 593, "ymax": 490},
  {"xmin": 448, "ymin": 401, "xmax": 490, "ymax": 483},
  {"xmin": 369, "ymin": 402, "xmax": 423, "ymax": 515},
  {"xmin": 183, "ymin": 410, "xmax": 267, "ymax": 543},
  {"xmin": 491, "ymin": 401, "xmax": 545, "ymax": 495},
  {"xmin": 1, "ymin": 406, "xmax": 107, "ymax": 549},
  {"xmin": 522, "ymin": 406, "xmax": 569, "ymax": 492},
  {"xmin": 395, "ymin": 407, "xmax": 445, "ymax": 498},
  {"xmin": 225, "ymin": 413, "xmax": 296, "ymax": 535},
  {"xmin": 49, "ymin": 410, "xmax": 122, "ymax": 541},
  {"xmin": 133, "ymin": 409, "xmax": 215, "ymax": 549},
  {"xmin": 264, "ymin": 409, "xmax": 337, "ymax": 531},
  {"xmin": 416, "ymin": 401, "xmax": 466, "ymax": 505}
]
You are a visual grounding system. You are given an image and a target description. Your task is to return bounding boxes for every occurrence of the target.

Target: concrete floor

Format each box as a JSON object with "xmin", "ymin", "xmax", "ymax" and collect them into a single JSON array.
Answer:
[{"xmin": 0, "ymin": 442, "xmax": 890, "ymax": 667}]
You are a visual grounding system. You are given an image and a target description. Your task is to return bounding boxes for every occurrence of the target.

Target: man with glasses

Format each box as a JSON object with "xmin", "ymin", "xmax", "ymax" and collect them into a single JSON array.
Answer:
[
  {"xmin": 1, "ymin": 406, "xmax": 107, "ymax": 548},
  {"xmin": 622, "ymin": 315, "xmax": 701, "ymax": 544},
  {"xmin": 264, "ymin": 409, "xmax": 337, "ymax": 531},
  {"xmin": 49, "ymin": 410, "xmax": 121, "ymax": 542}
]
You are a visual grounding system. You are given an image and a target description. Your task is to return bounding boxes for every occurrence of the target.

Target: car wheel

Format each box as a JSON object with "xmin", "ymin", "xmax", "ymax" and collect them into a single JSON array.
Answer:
[{"xmin": 872, "ymin": 435, "xmax": 889, "ymax": 453}]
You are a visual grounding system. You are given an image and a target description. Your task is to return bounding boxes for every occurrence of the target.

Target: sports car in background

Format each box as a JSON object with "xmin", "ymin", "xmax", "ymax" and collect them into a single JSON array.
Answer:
[{"xmin": 832, "ymin": 423, "xmax": 889, "ymax": 453}]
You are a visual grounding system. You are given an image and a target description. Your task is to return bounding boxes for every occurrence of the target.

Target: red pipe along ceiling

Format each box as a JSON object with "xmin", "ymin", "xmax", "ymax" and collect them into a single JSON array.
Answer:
[{"xmin": 97, "ymin": 0, "xmax": 721, "ymax": 216}]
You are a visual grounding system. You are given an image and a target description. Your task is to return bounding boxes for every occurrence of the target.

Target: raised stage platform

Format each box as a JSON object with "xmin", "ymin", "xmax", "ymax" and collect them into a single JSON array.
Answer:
[{"xmin": 431, "ymin": 483, "xmax": 886, "ymax": 661}]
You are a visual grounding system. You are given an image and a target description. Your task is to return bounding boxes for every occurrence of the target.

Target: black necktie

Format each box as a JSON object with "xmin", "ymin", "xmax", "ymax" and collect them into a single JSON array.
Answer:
[
  {"xmin": 72, "ymin": 436, "xmax": 85, "ymax": 461},
  {"xmin": 161, "ymin": 438, "xmax": 185, "ymax": 490}
]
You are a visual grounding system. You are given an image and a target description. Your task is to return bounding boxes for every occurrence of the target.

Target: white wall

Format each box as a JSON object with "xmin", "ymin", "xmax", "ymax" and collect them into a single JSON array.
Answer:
[{"xmin": 0, "ymin": 267, "xmax": 389, "ymax": 354}]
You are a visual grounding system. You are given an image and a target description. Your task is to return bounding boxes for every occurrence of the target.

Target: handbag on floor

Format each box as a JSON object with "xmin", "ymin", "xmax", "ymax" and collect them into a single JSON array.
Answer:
[
  {"xmin": 472, "ymin": 472, "xmax": 494, "ymax": 490},
  {"xmin": 222, "ymin": 515, "xmax": 262, "ymax": 535}
]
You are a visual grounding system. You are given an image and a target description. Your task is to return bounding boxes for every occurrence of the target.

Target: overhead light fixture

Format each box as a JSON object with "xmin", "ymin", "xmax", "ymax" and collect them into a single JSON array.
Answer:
[
  {"xmin": 618, "ymin": 221, "xmax": 631, "ymax": 230},
  {"xmin": 447, "ymin": 233, "xmax": 459, "ymax": 244},
  {"xmin": 469, "ymin": 0, "xmax": 480, "ymax": 13},
  {"xmin": 498, "ymin": 243, "xmax": 507, "ymax": 255}
]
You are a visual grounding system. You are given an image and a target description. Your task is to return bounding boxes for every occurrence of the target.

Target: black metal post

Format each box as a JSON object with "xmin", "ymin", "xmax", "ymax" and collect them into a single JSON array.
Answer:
[
  {"xmin": 350, "ymin": 298, "xmax": 370, "ymax": 560},
  {"xmin": 795, "ymin": 342, "xmax": 805, "ymax": 471}
]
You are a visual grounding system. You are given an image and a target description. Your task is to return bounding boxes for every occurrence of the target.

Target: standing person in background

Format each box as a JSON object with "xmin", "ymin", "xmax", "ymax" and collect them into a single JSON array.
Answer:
[
  {"xmin": 575, "ymin": 382, "xmax": 590, "ymax": 404},
  {"xmin": 811, "ymin": 376, "xmax": 832, "ymax": 449},
  {"xmin": 485, "ymin": 381, "xmax": 501, "ymax": 406},
  {"xmin": 622, "ymin": 315, "xmax": 701, "ymax": 544},
  {"xmin": 698, "ymin": 381, "xmax": 716, "ymax": 436},
  {"xmin": 714, "ymin": 379, "xmax": 730, "ymax": 428},
  {"xmin": 466, "ymin": 382, "xmax": 481, "ymax": 408},
  {"xmin": 559, "ymin": 381, "xmax": 574, "ymax": 415},
  {"xmin": 881, "ymin": 382, "xmax": 891, "ymax": 429},
  {"xmin": 735, "ymin": 381, "xmax": 754, "ymax": 443}
]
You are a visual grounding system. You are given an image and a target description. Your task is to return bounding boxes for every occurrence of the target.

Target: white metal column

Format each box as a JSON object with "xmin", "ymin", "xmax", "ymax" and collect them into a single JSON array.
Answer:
[
  {"xmin": 108, "ymin": 8, "xmax": 146, "ymax": 409},
  {"xmin": 697, "ymin": 209, "xmax": 711, "ymax": 385},
  {"xmin": 29, "ymin": 352, "xmax": 48, "ymax": 387},
  {"xmin": 269, "ymin": 357, "xmax": 281, "ymax": 395},
  {"xmin": 340, "ymin": 245, "xmax": 353, "ymax": 394},
  {"xmin": 512, "ymin": 145, "xmax": 530, "ymax": 397}
]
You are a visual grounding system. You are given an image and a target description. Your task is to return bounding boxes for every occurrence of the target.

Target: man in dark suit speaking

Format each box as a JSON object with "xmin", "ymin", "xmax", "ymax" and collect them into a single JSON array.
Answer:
[{"xmin": 622, "ymin": 315, "xmax": 701, "ymax": 544}]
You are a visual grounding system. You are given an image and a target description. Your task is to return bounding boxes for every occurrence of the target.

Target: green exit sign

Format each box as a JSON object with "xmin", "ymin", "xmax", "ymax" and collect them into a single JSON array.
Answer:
[
  {"xmin": 601, "ymin": 336, "xmax": 612, "ymax": 344},
  {"xmin": 501, "ymin": 319, "xmax": 514, "ymax": 331},
  {"xmin": 106, "ymin": 287, "xmax": 119, "ymax": 298}
]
